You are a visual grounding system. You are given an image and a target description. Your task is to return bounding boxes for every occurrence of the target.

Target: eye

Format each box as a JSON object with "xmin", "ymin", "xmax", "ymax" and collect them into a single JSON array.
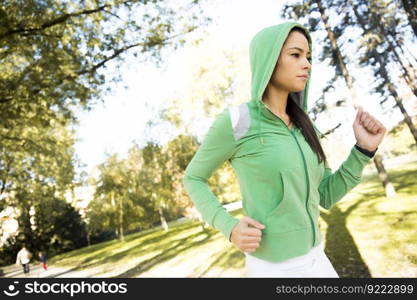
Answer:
[{"xmin": 292, "ymin": 53, "xmax": 312, "ymax": 62}]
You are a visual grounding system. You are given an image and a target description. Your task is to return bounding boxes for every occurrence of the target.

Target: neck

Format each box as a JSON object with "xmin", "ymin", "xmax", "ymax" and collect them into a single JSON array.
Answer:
[{"xmin": 262, "ymin": 85, "xmax": 289, "ymax": 115}]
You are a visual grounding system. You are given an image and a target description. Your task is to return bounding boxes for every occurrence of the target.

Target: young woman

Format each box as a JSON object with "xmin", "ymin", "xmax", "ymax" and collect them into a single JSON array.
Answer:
[{"xmin": 182, "ymin": 21, "xmax": 386, "ymax": 277}]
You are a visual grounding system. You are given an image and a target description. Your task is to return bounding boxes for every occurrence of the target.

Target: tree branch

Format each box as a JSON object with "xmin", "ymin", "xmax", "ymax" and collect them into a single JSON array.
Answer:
[
  {"xmin": 0, "ymin": 3, "xmax": 119, "ymax": 39},
  {"xmin": 77, "ymin": 29, "xmax": 192, "ymax": 76},
  {"xmin": 322, "ymin": 123, "xmax": 342, "ymax": 136}
]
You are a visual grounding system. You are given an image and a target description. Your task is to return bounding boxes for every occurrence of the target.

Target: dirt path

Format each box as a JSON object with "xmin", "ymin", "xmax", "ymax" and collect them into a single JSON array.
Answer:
[{"xmin": 1, "ymin": 263, "xmax": 89, "ymax": 278}]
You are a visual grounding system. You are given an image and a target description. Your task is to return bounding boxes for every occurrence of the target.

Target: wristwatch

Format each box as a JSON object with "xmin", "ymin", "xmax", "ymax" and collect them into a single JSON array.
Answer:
[{"xmin": 354, "ymin": 143, "xmax": 377, "ymax": 158}]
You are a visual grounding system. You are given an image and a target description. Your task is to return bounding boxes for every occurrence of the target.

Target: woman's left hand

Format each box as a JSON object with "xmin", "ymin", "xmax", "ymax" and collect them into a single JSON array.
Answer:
[{"xmin": 353, "ymin": 106, "xmax": 387, "ymax": 152}]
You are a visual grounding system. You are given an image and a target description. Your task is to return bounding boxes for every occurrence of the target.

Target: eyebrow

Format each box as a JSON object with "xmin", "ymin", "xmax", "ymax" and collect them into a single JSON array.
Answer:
[{"xmin": 288, "ymin": 47, "xmax": 311, "ymax": 55}]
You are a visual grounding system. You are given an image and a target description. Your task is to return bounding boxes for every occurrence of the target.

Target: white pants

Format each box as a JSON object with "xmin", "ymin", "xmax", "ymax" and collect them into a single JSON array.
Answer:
[{"xmin": 245, "ymin": 242, "xmax": 339, "ymax": 278}]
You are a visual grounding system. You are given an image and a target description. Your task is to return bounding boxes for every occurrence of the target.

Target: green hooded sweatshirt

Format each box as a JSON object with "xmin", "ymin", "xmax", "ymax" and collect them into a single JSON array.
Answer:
[{"xmin": 182, "ymin": 22, "xmax": 373, "ymax": 262}]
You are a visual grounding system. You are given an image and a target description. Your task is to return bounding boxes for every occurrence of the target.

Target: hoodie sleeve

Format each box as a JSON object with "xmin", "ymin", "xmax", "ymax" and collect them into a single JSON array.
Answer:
[
  {"xmin": 182, "ymin": 108, "xmax": 240, "ymax": 241},
  {"xmin": 318, "ymin": 146, "xmax": 373, "ymax": 210}
]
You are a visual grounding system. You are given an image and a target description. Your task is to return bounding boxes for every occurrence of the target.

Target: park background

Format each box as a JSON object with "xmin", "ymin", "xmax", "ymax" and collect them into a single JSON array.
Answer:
[{"xmin": 1, "ymin": 0, "xmax": 417, "ymax": 277}]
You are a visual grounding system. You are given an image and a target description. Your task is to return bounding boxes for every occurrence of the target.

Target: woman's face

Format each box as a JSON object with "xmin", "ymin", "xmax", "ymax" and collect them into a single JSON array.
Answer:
[{"xmin": 270, "ymin": 31, "xmax": 312, "ymax": 92}]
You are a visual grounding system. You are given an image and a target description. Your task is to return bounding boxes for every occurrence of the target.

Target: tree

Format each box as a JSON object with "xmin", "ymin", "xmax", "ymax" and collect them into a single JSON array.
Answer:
[
  {"xmin": 0, "ymin": 0, "xmax": 210, "ymax": 129},
  {"xmin": 0, "ymin": 123, "xmax": 79, "ymax": 211},
  {"xmin": 356, "ymin": 0, "xmax": 417, "ymax": 144},
  {"xmin": 0, "ymin": 0, "xmax": 209, "ymax": 205},
  {"xmin": 1, "ymin": 189, "xmax": 88, "ymax": 266},
  {"xmin": 1, "ymin": 0, "xmax": 210, "ymax": 252},
  {"xmin": 89, "ymin": 154, "xmax": 148, "ymax": 241}
]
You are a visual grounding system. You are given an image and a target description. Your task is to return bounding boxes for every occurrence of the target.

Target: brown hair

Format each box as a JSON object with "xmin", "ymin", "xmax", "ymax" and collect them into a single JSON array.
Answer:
[{"xmin": 286, "ymin": 27, "xmax": 327, "ymax": 165}]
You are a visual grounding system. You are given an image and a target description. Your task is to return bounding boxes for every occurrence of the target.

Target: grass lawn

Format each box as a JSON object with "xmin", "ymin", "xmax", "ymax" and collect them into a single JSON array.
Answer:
[
  {"xmin": 320, "ymin": 155, "xmax": 417, "ymax": 277},
  {"xmin": 49, "ymin": 215, "xmax": 245, "ymax": 277},
  {"xmin": 48, "ymin": 153, "xmax": 417, "ymax": 278}
]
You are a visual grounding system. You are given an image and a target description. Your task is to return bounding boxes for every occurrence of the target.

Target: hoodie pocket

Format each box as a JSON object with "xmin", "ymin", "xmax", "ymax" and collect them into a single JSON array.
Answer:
[{"xmin": 264, "ymin": 170, "xmax": 309, "ymax": 235}]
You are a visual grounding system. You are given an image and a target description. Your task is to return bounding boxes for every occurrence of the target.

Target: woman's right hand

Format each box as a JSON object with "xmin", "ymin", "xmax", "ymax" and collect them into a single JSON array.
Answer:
[{"xmin": 230, "ymin": 216, "xmax": 265, "ymax": 253}]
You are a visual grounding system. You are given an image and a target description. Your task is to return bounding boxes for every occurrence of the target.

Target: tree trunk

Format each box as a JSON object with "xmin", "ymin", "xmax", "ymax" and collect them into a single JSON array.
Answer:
[
  {"xmin": 348, "ymin": 0, "xmax": 417, "ymax": 101},
  {"xmin": 314, "ymin": 0, "xmax": 360, "ymax": 107},
  {"xmin": 367, "ymin": 1, "xmax": 417, "ymax": 99},
  {"xmin": 373, "ymin": 50, "xmax": 417, "ymax": 144},
  {"xmin": 373, "ymin": 154, "xmax": 396, "ymax": 197},
  {"xmin": 400, "ymin": 0, "xmax": 417, "ymax": 37},
  {"xmin": 389, "ymin": 44, "xmax": 417, "ymax": 98},
  {"xmin": 119, "ymin": 194, "xmax": 124, "ymax": 242},
  {"xmin": 159, "ymin": 206, "xmax": 168, "ymax": 232}
]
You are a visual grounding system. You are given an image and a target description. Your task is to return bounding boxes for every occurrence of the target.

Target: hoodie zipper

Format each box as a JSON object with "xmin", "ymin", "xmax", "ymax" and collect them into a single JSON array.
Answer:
[
  {"xmin": 290, "ymin": 131, "xmax": 316, "ymax": 247},
  {"xmin": 260, "ymin": 102, "xmax": 316, "ymax": 247}
]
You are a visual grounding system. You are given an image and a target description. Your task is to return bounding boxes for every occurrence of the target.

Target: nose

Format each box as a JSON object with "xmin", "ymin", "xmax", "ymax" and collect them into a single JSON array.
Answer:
[{"xmin": 303, "ymin": 58, "xmax": 311, "ymax": 70}]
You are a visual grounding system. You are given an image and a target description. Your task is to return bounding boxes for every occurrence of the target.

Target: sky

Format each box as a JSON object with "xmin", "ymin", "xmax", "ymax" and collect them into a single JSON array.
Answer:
[{"xmin": 73, "ymin": 0, "xmax": 416, "ymax": 177}]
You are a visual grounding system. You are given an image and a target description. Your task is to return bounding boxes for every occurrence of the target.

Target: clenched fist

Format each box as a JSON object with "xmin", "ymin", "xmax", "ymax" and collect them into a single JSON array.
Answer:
[
  {"xmin": 230, "ymin": 216, "xmax": 265, "ymax": 253},
  {"xmin": 353, "ymin": 106, "xmax": 387, "ymax": 152}
]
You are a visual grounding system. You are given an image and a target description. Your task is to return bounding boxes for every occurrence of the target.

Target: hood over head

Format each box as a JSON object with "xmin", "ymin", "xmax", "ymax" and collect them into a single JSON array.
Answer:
[{"xmin": 249, "ymin": 22, "xmax": 312, "ymax": 143}]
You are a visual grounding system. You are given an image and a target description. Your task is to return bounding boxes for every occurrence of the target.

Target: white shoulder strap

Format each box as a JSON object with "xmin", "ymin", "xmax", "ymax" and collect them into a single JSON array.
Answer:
[{"xmin": 229, "ymin": 103, "xmax": 250, "ymax": 140}]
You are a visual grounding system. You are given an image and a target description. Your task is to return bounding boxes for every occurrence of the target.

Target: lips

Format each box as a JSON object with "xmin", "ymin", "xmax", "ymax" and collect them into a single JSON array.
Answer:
[{"xmin": 297, "ymin": 75, "xmax": 308, "ymax": 79}]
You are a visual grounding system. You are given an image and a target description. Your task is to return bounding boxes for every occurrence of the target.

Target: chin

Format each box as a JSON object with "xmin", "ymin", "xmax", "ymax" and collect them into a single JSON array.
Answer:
[{"xmin": 291, "ymin": 86, "xmax": 305, "ymax": 92}]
